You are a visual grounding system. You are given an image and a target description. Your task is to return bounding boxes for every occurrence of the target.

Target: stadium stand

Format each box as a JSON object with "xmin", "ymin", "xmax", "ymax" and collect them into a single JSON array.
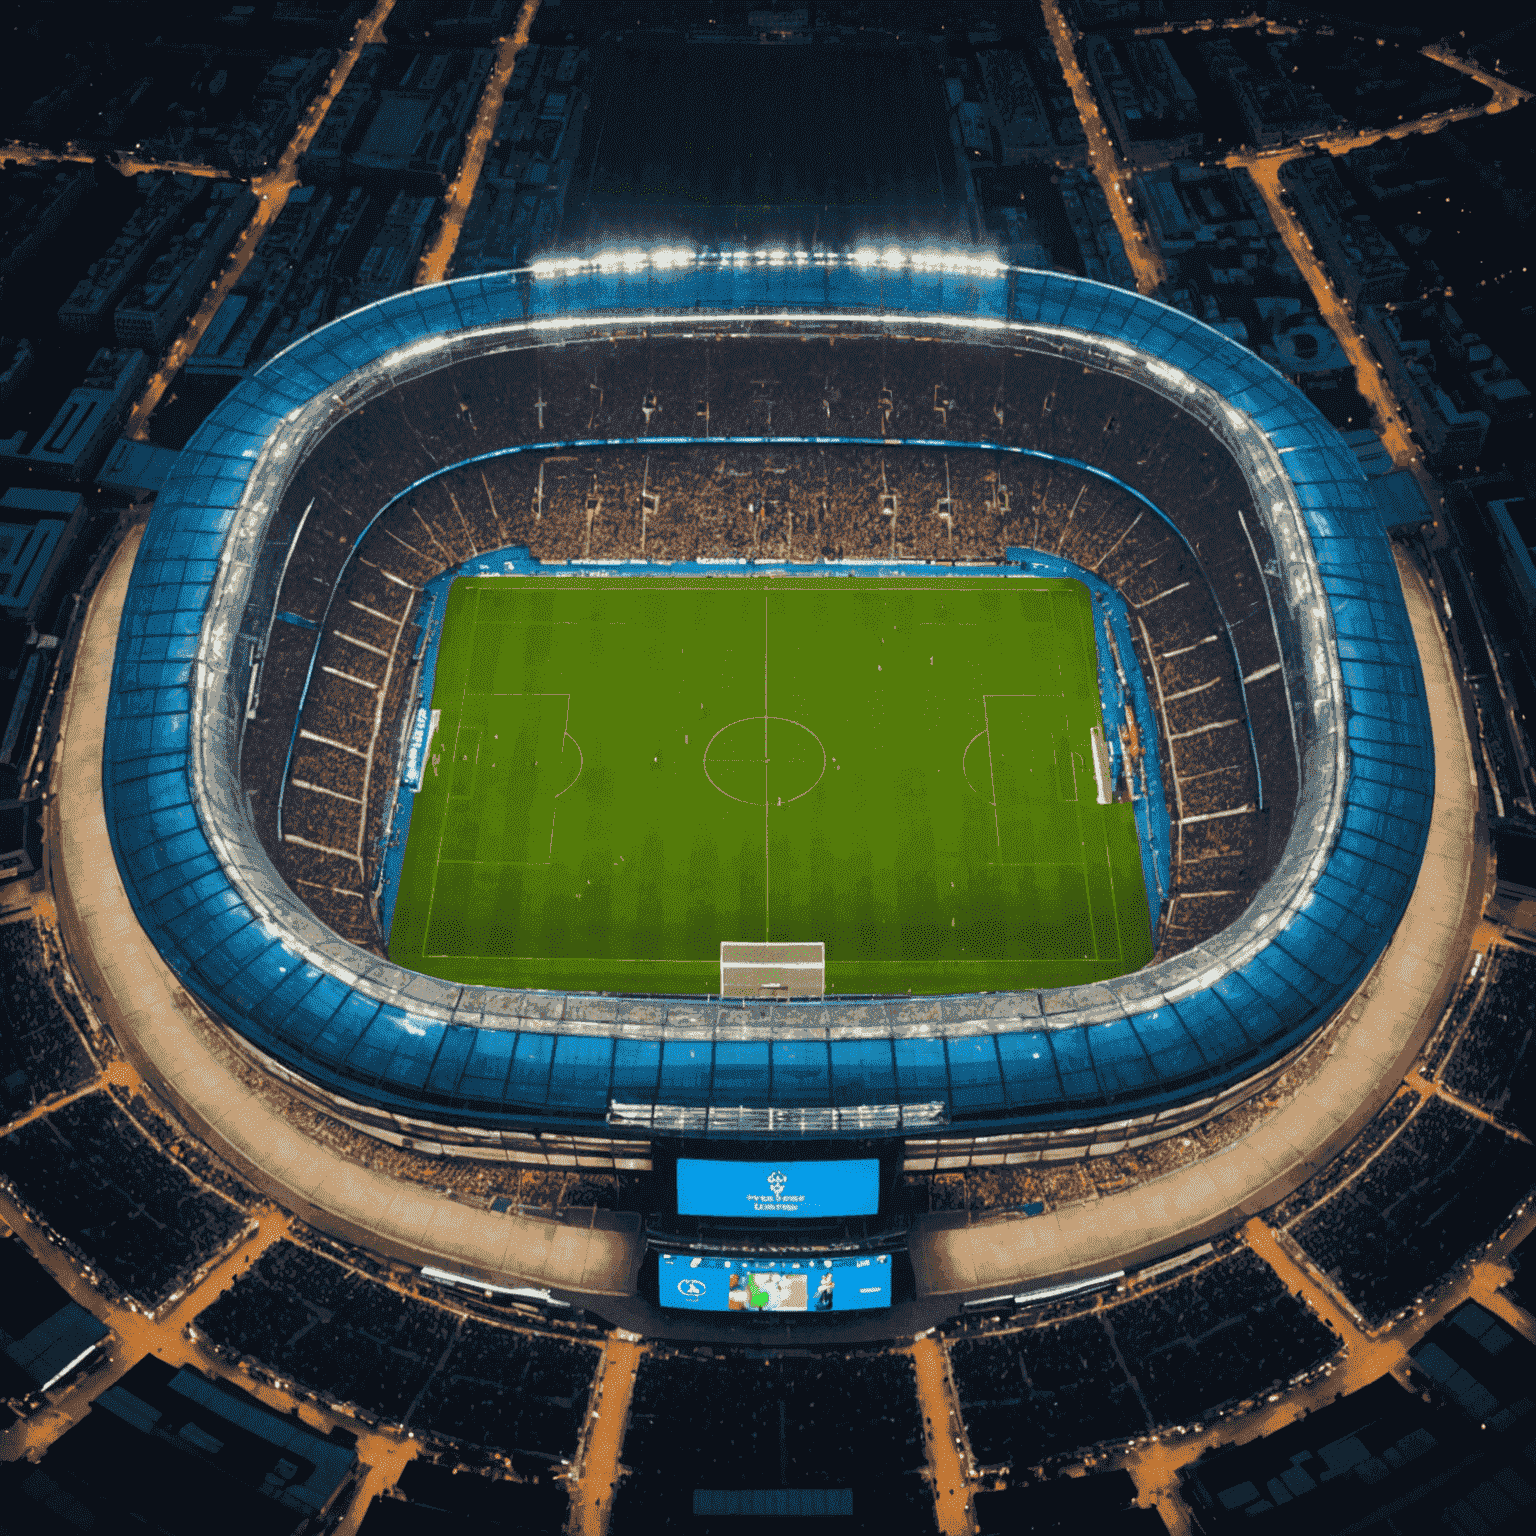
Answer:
[
  {"xmin": 241, "ymin": 340, "xmax": 1287, "ymax": 963},
  {"xmin": 359, "ymin": 1457, "xmax": 569, "ymax": 1535},
  {"xmin": 1439, "ymin": 945, "xmax": 1536, "ymax": 1136},
  {"xmin": 902, "ymin": 1031, "xmax": 1340, "ymax": 1216},
  {"xmin": 1285, "ymin": 1096, "xmax": 1536, "ymax": 1325},
  {"xmin": 0, "ymin": 918, "xmax": 98, "ymax": 1124},
  {"xmin": 103, "ymin": 260, "xmax": 1434, "ymax": 1144},
  {"xmin": 947, "ymin": 1247, "xmax": 1338, "ymax": 1468},
  {"xmin": 974, "ymin": 1471, "xmax": 1165, "ymax": 1535},
  {"xmin": 612, "ymin": 1346, "xmax": 936, "ymax": 1536},
  {"xmin": 105, "ymin": 1084, "xmax": 263, "ymax": 1210},
  {"xmin": 0, "ymin": 1091, "xmax": 247, "ymax": 1309},
  {"xmin": 1266, "ymin": 1089, "xmax": 1422, "ymax": 1227},
  {"xmin": 408, "ymin": 1316, "xmax": 600, "ymax": 1460},
  {"xmin": 193, "ymin": 1238, "xmax": 601, "ymax": 1455}
]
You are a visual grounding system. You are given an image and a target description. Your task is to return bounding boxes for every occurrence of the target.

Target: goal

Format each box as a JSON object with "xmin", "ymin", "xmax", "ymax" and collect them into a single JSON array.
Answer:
[{"xmin": 720, "ymin": 942, "xmax": 826, "ymax": 999}]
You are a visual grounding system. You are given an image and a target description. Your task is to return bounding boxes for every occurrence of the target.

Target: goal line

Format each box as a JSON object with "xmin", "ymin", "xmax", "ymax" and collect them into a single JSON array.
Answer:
[{"xmin": 720, "ymin": 942, "xmax": 825, "ymax": 999}]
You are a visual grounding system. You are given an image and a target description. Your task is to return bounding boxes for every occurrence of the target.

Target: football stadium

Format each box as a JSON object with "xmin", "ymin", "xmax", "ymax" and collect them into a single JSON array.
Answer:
[{"xmin": 12, "ymin": 248, "xmax": 1534, "ymax": 1536}]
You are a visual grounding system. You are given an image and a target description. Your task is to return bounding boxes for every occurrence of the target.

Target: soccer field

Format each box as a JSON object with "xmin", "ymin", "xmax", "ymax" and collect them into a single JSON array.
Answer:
[{"xmin": 389, "ymin": 575, "xmax": 1152, "ymax": 996}]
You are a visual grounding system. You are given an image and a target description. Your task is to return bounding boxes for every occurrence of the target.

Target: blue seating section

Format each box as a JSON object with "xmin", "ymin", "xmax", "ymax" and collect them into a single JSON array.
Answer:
[{"xmin": 101, "ymin": 259, "xmax": 1434, "ymax": 1137}]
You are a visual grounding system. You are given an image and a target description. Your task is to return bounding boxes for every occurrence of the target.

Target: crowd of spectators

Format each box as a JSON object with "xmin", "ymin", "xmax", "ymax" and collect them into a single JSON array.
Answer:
[
  {"xmin": 613, "ymin": 1346, "xmax": 935, "ymax": 1536},
  {"xmin": 1419, "ymin": 951, "xmax": 1493, "ymax": 1077},
  {"xmin": 901, "ymin": 1029, "xmax": 1337, "ymax": 1219},
  {"xmin": 408, "ymin": 1316, "xmax": 600, "ymax": 1460},
  {"xmin": 1440, "ymin": 945, "xmax": 1536, "ymax": 1137},
  {"xmin": 243, "ymin": 333, "xmax": 1297, "ymax": 963},
  {"xmin": 105, "ymin": 1085, "xmax": 262, "ymax": 1210},
  {"xmin": 0, "ymin": 1090, "xmax": 247, "ymax": 1309},
  {"xmin": 0, "ymin": 918, "xmax": 98, "ymax": 1125},
  {"xmin": 1267, "ymin": 1089, "xmax": 1422, "ymax": 1227},
  {"xmin": 194, "ymin": 1239, "xmax": 601, "ymax": 1457},
  {"xmin": 1288, "ymin": 1096, "xmax": 1536, "ymax": 1325},
  {"xmin": 195, "ymin": 1239, "xmax": 462, "ymax": 1423},
  {"xmin": 947, "ymin": 1248, "xmax": 1338, "ymax": 1468},
  {"xmin": 361, "ymin": 1456, "xmax": 568, "ymax": 1535}
]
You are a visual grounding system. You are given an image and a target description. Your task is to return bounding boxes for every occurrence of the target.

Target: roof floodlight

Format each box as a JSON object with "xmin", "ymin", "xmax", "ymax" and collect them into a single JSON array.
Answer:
[
  {"xmin": 882, "ymin": 246, "xmax": 905, "ymax": 268},
  {"xmin": 853, "ymin": 247, "xmax": 878, "ymax": 266}
]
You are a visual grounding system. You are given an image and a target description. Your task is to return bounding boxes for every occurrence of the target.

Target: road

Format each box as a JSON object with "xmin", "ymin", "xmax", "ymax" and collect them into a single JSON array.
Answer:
[
  {"xmin": 414, "ymin": 0, "xmax": 541, "ymax": 286},
  {"xmin": 913, "ymin": 1334, "xmax": 975, "ymax": 1536},
  {"xmin": 1040, "ymin": 0, "xmax": 1168, "ymax": 295},
  {"xmin": 1214, "ymin": 43, "xmax": 1528, "ymax": 497},
  {"xmin": 0, "ymin": 143, "xmax": 234, "ymax": 178},
  {"xmin": 569, "ymin": 1333, "xmax": 644, "ymax": 1536},
  {"xmin": 121, "ymin": 0, "xmax": 400, "ymax": 440}
]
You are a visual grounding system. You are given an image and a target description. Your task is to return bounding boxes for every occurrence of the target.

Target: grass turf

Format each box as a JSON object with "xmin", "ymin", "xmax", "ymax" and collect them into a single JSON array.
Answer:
[{"xmin": 389, "ymin": 575, "xmax": 1152, "ymax": 995}]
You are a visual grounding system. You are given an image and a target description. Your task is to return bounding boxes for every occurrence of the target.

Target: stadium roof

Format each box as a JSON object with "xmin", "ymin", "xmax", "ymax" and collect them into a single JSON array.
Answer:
[{"xmin": 100, "ymin": 253, "xmax": 1433, "ymax": 1140}]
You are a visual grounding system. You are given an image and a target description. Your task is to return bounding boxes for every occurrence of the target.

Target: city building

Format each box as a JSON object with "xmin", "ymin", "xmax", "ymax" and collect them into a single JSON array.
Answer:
[
  {"xmin": 0, "ymin": 348, "xmax": 150, "ymax": 482},
  {"xmin": 1202, "ymin": 37, "xmax": 1341, "ymax": 149},
  {"xmin": 1083, "ymin": 35, "xmax": 1203, "ymax": 166},
  {"xmin": 976, "ymin": 52, "xmax": 1055, "ymax": 166},
  {"xmin": 348, "ymin": 48, "xmax": 494, "ymax": 185},
  {"xmin": 1362, "ymin": 301, "xmax": 1492, "ymax": 467},
  {"xmin": 0, "ymin": 488, "xmax": 87, "ymax": 625},
  {"xmin": 0, "ymin": 167, "xmax": 92, "ymax": 279},
  {"xmin": 57, "ymin": 174, "xmax": 206, "ymax": 335},
  {"xmin": 0, "ymin": 338, "xmax": 33, "ymax": 404},
  {"xmin": 1285, "ymin": 156, "xmax": 1409, "ymax": 306},
  {"xmin": 114, "ymin": 184, "xmax": 257, "ymax": 350},
  {"xmin": 185, "ymin": 186, "xmax": 335, "ymax": 377}
]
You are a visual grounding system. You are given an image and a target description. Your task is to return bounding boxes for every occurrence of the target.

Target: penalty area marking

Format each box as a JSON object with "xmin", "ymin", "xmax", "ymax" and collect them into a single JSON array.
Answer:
[{"xmin": 721, "ymin": 941, "xmax": 826, "ymax": 998}]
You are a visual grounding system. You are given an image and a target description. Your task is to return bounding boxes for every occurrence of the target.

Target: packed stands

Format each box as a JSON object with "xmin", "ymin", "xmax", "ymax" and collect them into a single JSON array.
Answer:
[
  {"xmin": 947, "ymin": 1247, "xmax": 1338, "ymax": 1468},
  {"xmin": 360, "ymin": 1457, "xmax": 568, "ymax": 1535},
  {"xmin": 1266, "ymin": 1089, "xmax": 1422, "ymax": 1227},
  {"xmin": 194, "ymin": 1239, "xmax": 601, "ymax": 1456},
  {"xmin": 1286, "ymin": 1096, "xmax": 1536, "ymax": 1325},
  {"xmin": 0, "ymin": 917, "xmax": 97, "ymax": 1124},
  {"xmin": 0, "ymin": 1091, "xmax": 247, "ymax": 1309},
  {"xmin": 195, "ymin": 1239, "xmax": 461, "ymax": 1423},
  {"xmin": 241, "ymin": 334, "xmax": 1293, "ymax": 963},
  {"xmin": 1439, "ymin": 945, "xmax": 1536, "ymax": 1136},
  {"xmin": 974, "ymin": 1471, "xmax": 1165, "ymax": 1534},
  {"xmin": 408, "ymin": 1316, "xmax": 600, "ymax": 1459},
  {"xmin": 105, "ymin": 1084, "xmax": 262, "ymax": 1210},
  {"xmin": 612, "ymin": 1346, "xmax": 936, "ymax": 1536}
]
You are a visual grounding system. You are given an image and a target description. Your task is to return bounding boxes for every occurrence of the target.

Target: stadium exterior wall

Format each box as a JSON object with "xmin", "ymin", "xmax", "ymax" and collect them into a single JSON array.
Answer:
[{"xmin": 101, "ymin": 257, "xmax": 1434, "ymax": 1143}]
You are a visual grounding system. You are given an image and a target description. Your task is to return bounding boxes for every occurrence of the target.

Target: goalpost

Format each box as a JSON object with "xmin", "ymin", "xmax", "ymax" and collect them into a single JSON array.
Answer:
[{"xmin": 720, "ymin": 942, "xmax": 826, "ymax": 999}]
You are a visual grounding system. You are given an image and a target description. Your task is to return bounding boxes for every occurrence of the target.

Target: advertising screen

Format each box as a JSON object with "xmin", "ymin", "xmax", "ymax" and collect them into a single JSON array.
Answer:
[
  {"xmin": 660, "ymin": 1253, "xmax": 892, "ymax": 1313},
  {"xmin": 675, "ymin": 1158, "xmax": 880, "ymax": 1219}
]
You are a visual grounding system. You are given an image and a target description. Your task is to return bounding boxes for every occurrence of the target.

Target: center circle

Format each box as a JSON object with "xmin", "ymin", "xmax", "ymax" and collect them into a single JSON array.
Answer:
[{"xmin": 702, "ymin": 716, "xmax": 827, "ymax": 807}]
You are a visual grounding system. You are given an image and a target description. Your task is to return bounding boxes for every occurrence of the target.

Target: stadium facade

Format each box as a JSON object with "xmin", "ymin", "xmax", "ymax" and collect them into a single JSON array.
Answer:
[{"xmin": 101, "ymin": 254, "xmax": 1434, "ymax": 1159}]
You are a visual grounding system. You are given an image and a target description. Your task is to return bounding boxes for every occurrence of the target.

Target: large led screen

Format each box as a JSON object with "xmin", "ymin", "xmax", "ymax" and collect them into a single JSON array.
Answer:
[
  {"xmin": 660, "ymin": 1253, "xmax": 892, "ymax": 1313},
  {"xmin": 675, "ymin": 1158, "xmax": 880, "ymax": 1218}
]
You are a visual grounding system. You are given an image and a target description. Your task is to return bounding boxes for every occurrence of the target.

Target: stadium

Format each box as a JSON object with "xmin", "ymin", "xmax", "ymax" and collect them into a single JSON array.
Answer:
[
  {"xmin": 12, "ymin": 249, "xmax": 1532, "ymax": 1536},
  {"xmin": 97, "ymin": 251, "xmax": 1432, "ymax": 1150}
]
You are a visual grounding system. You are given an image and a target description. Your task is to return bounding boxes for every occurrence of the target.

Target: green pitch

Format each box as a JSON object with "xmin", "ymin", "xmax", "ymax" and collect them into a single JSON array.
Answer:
[{"xmin": 389, "ymin": 576, "xmax": 1152, "ymax": 995}]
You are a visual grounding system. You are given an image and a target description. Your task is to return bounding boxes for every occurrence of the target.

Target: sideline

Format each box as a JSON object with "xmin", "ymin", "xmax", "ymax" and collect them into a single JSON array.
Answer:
[
  {"xmin": 49, "ymin": 526, "xmax": 640, "ymax": 1298},
  {"xmin": 910, "ymin": 546, "xmax": 1483, "ymax": 1294}
]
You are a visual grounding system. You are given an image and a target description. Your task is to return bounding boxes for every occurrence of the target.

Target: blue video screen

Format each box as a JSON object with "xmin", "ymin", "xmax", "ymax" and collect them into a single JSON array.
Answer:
[
  {"xmin": 675, "ymin": 1158, "xmax": 880, "ymax": 1219},
  {"xmin": 660, "ymin": 1253, "xmax": 892, "ymax": 1313}
]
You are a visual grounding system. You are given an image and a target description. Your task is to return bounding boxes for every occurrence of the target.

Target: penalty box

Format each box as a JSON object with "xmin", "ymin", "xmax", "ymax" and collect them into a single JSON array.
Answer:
[{"xmin": 722, "ymin": 942, "xmax": 826, "ymax": 998}]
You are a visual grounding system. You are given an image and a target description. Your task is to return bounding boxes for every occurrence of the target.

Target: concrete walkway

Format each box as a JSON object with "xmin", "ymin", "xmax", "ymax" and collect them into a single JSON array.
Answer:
[
  {"xmin": 50, "ymin": 526, "xmax": 640, "ymax": 1298},
  {"xmin": 910, "ymin": 547, "xmax": 1483, "ymax": 1295}
]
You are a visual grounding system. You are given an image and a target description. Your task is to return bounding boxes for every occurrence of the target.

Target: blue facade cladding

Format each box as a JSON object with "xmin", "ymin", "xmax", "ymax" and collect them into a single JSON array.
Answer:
[{"xmin": 101, "ymin": 256, "xmax": 1434, "ymax": 1139}]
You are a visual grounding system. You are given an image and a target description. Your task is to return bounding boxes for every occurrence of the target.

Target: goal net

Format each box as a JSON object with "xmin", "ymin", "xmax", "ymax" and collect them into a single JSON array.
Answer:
[{"xmin": 720, "ymin": 942, "xmax": 825, "ymax": 999}]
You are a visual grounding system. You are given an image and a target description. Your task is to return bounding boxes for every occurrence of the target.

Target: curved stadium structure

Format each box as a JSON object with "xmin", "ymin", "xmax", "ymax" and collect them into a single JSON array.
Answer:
[{"xmin": 100, "ymin": 254, "xmax": 1434, "ymax": 1158}]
